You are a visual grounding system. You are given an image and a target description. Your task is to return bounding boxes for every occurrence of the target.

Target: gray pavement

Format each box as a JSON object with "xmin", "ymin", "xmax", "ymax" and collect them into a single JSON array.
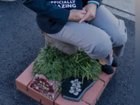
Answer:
[
  {"xmin": 103, "ymin": 0, "xmax": 135, "ymax": 15},
  {"xmin": 0, "ymin": 0, "xmax": 135, "ymax": 105},
  {"xmin": 103, "ymin": 0, "xmax": 135, "ymax": 21}
]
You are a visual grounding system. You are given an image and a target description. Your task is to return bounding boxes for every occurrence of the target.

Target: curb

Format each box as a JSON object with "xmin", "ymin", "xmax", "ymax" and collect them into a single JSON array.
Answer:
[{"xmin": 15, "ymin": 62, "xmax": 116, "ymax": 105}]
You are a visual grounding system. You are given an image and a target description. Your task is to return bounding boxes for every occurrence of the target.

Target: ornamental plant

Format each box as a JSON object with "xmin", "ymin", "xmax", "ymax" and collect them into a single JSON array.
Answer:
[{"xmin": 33, "ymin": 46, "xmax": 102, "ymax": 84}]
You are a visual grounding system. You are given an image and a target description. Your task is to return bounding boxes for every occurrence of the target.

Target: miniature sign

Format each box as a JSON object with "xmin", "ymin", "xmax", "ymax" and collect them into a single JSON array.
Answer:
[{"xmin": 30, "ymin": 74, "xmax": 59, "ymax": 100}]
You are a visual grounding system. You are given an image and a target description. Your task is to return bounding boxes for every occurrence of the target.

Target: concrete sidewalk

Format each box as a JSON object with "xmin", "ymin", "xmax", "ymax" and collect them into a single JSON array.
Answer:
[{"xmin": 103, "ymin": 0, "xmax": 135, "ymax": 21}]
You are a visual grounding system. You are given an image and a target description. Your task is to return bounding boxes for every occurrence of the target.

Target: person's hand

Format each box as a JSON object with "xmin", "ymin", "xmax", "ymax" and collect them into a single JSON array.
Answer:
[
  {"xmin": 79, "ymin": 4, "xmax": 97, "ymax": 23},
  {"xmin": 68, "ymin": 9, "xmax": 87, "ymax": 22}
]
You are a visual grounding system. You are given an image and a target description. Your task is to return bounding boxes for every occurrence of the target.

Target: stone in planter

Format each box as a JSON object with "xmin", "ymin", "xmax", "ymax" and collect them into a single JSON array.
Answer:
[{"xmin": 42, "ymin": 31, "xmax": 78, "ymax": 55}]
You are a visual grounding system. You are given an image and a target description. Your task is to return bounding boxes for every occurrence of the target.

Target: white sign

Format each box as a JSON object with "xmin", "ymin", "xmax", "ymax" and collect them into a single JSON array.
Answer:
[{"xmin": 49, "ymin": 0, "xmax": 77, "ymax": 8}]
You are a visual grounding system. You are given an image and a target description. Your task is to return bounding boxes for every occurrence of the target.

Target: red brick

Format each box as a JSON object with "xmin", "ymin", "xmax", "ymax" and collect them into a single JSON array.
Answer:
[
  {"xmin": 17, "ymin": 86, "xmax": 40, "ymax": 102},
  {"xmin": 91, "ymin": 101, "xmax": 96, "ymax": 105},
  {"xmin": 99, "ymin": 67, "xmax": 116, "ymax": 86},
  {"xmin": 109, "ymin": 67, "xmax": 116, "ymax": 78},
  {"xmin": 55, "ymin": 94, "xmax": 88, "ymax": 105},
  {"xmin": 27, "ymin": 86, "xmax": 43, "ymax": 103},
  {"xmin": 15, "ymin": 62, "xmax": 34, "ymax": 90},
  {"xmin": 99, "ymin": 72, "xmax": 110, "ymax": 86},
  {"xmin": 82, "ymin": 80, "xmax": 104, "ymax": 105},
  {"xmin": 41, "ymin": 92, "xmax": 60, "ymax": 105},
  {"xmin": 28, "ymin": 86, "xmax": 60, "ymax": 105}
]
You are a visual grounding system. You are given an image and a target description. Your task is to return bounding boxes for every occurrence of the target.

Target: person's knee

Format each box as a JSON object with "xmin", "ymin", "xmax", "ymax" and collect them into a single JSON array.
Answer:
[
  {"xmin": 97, "ymin": 41, "xmax": 112, "ymax": 58},
  {"xmin": 113, "ymin": 33, "xmax": 127, "ymax": 47},
  {"xmin": 112, "ymin": 20, "xmax": 127, "ymax": 47},
  {"xmin": 87, "ymin": 39, "xmax": 112, "ymax": 59}
]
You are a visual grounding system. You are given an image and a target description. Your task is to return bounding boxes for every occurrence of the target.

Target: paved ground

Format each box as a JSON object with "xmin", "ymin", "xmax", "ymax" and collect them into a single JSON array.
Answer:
[
  {"xmin": 0, "ymin": 0, "xmax": 135, "ymax": 105},
  {"xmin": 103, "ymin": 0, "xmax": 135, "ymax": 15},
  {"xmin": 103, "ymin": 0, "xmax": 135, "ymax": 21}
]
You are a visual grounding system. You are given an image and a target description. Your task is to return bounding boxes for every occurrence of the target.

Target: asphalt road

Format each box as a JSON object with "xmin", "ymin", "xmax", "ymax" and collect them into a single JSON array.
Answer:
[{"xmin": 0, "ymin": 1, "xmax": 135, "ymax": 105}]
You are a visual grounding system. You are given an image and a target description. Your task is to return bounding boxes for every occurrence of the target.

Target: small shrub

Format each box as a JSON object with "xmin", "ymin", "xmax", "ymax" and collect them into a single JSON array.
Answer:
[{"xmin": 33, "ymin": 46, "xmax": 101, "ymax": 84}]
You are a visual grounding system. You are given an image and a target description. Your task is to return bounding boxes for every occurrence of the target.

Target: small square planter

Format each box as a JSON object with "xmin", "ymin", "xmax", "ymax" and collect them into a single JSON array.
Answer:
[{"xmin": 15, "ymin": 62, "xmax": 116, "ymax": 105}]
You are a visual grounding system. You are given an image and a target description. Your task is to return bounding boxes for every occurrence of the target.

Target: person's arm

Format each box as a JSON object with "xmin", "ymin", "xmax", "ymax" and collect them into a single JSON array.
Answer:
[
  {"xmin": 80, "ymin": 0, "xmax": 103, "ymax": 23},
  {"xmin": 22, "ymin": 0, "xmax": 87, "ymax": 23},
  {"xmin": 87, "ymin": 0, "xmax": 103, "ymax": 7},
  {"xmin": 22, "ymin": 0, "xmax": 70, "ymax": 24},
  {"xmin": 83, "ymin": 0, "xmax": 103, "ymax": 7}
]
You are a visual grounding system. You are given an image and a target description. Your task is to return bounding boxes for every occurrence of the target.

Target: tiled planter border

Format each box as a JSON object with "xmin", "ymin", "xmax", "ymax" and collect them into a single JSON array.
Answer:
[{"xmin": 15, "ymin": 62, "xmax": 116, "ymax": 105}]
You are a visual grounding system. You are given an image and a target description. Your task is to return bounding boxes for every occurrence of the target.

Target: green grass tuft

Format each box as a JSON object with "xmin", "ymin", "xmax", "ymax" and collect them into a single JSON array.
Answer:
[{"xmin": 33, "ymin": 46, "xmax": 102, "ymax": 84}]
